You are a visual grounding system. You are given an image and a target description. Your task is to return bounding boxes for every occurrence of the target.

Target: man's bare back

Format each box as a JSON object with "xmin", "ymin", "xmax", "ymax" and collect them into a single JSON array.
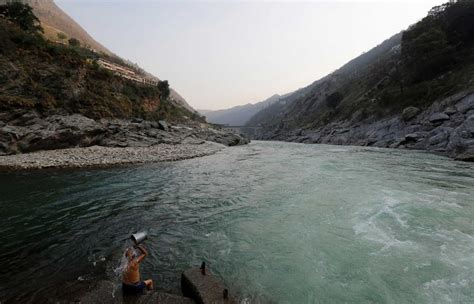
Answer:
[{"xmin": 122, "ymin": 245, "xmax": 153, "ymax": 294}]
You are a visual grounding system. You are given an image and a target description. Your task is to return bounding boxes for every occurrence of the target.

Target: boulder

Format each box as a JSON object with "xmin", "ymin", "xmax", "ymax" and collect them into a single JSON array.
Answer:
[
  {"xmin": 456, "ymin": 93, "xmax": 474, "ymax": 113},
  {"xmin": 429, "ymin": 112, "xmax": 450, "ymax": 124},
  {"xmin": 350, "ymin": 109, "xmax": 365, "ymax": 123},
  {"xmin": 444, "ymin": 106, "xmax": 457, "ymax": 115},
  {"xmin": 158, "ymin": 120, "xmax": 169, "ymax": 131},
  {"xmin": 454, "ymin": 143, "xmax": 474, "ymax": 161},
  {"xmin": 402, "ymin": 106, "xmax": 420, "ymax": 121},
  {"xmin": 181, "ymin": 267, "xmax": 236, "ymax": 304},
  {"xmin": 446, "ymin": 115, "xmax": 474, "ymax": 160},
  {"xmin": 21, "ymin": 115, "xmax": 106, "ymax": 152},
  {"xmin": 46, "ymin": 114, "xmax": 105, "ymax": 134},
  {"xmin": 78, "ymin": 280, "xmax": 194, "ymax": 304},
  {"xmin": 9, "ymin": 111, "xmax": 41, "ymax": 126},
  {"xmin": 0, "ymin": 125, "xmax": 23, "ymax": 141},
  {"xmin": 405, "ymin": 132, "xmax": 428, "ymax": 142},
  {"xmin": 428, "ymin": 127, "xmax": 453, "ymax": 147}
]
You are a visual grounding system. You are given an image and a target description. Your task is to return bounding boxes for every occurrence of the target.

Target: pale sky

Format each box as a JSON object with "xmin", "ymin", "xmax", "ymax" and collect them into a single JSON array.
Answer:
[{"xmin": 56, "ymin": 0, "xmax": 444, "ymax": 110}]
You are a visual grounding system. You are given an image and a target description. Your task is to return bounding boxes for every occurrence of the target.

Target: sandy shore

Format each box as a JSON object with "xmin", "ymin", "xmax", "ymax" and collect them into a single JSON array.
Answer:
[{"xmin": 0, "ymin": 142, "xmax": 224, "ymax": 170}]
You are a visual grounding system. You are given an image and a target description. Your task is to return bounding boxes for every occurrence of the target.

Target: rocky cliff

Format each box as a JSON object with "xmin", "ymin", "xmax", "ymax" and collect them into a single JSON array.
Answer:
[
  {"xmin": 264, "ymin": 92, "xmax": 474, "ymax": 161},
  {"xmin": 247, "ymin": 1, "xmax": 474, "ymax": 161},
  {"xmin": 0, "ymin": 3, "xmax": 248, "ymax": 156}
]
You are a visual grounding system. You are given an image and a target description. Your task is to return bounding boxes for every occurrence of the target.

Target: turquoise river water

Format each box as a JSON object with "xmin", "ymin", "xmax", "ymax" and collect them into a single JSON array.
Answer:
[{"xmin": 0, "ymin": 141, "xmax": 473, "ymax": 303}]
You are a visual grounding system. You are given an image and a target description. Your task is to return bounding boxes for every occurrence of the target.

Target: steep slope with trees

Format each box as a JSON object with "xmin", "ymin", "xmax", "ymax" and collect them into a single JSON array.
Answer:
[
  {"xmin": 247, "ymin": 1, "xmax": 474, "ymax": 161},
  {"xmin": 0, "ymin": 0, "xmax": 196, "ymax": 114},
  {"xmin": 0, "ymin": 3, "xmax": 248, "ymax": 155},
  {"xmin": 0, "ymin": 5, "xmax": 191, "ymax": 121}
]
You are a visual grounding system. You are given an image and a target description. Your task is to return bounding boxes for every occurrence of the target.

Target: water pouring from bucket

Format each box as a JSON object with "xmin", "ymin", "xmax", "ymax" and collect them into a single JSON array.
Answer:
[
  {"xmin": 118, "ymin": 231, "xmax": 154, "ymax": 295},
  {"xmin": 131, "ymin": 232, "xmax": 147, "ymax": 245}
]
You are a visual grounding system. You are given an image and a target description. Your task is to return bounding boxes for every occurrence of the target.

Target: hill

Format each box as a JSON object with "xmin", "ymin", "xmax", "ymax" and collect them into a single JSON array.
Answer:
[
  {"xmin": 0, "ymin": 0, "xmax": 196, "ymax": 113},
  {"xmin": 0, "ymin": 15, "xmax": 195, "ymax": 122},
  {"xmin": 247, "ymin": 1, "xmax": 474, "ymax": 161},
  {"xmin": 0, "ymin": 2, "xmax": 248, "ymax": 155},
  {"xmin": 200, "ymin": 94, "xmax": 282, "ymax": 126},
  {"xmin": 0, "ymin": 0, "xmax": 112, "ymax": 54}
]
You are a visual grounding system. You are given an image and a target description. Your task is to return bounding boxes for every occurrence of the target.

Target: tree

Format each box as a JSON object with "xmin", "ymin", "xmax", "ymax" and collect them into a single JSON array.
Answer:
[
  {"xmin": 441, "ymin": 0, "xmax": 474, "ymax": 47},
  {"xmin": 0, "ymin": 2, "xmax": 43, "ymax": 33},
  {"xmin": 325, "ymin": 91, "xmax": 343, "ymax": 109},
  {"xmin": 158, "ymin": 80, "xmax": 170, "ymax": 101},
  {"xmin": 57, "ymin": 32, "xmax": 67, "ymax": 40},
  {"xmin": 68, "ymin": 37, "xmax": 80, "ymax": 47}
]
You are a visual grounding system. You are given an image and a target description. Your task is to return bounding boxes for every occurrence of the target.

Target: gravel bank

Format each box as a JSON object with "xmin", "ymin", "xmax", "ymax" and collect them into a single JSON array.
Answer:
[{"xmin": 0, "ymin": 142, "xmax": 224, "ymax": 170}]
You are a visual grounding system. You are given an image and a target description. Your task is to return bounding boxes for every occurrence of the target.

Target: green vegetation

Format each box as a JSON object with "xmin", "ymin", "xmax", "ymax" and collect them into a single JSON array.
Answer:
[
  {"xmin": 325, "ymin": 91, "xmax": 343, "ymax": 109},
  {"xmin": 57, "ymin": 32, "xmax": 67, "ymax": 40},
  {"xmin": 401, "ymin": 1, "xmax": 474, "ymax": 83},
  {"xmin": 0, "ymin": 2, "xmax": 201, "ymax": 123},
  {"xmin": 0, "ymin": 1, "xmax": 42, "ymax": 33},
  {"xmin": 68, "ymin": 37, "xmax": 80, "ymax": 47},
  {"xmin": 157, "ymin": 80, "xmax": 170, "ymax": 101}
]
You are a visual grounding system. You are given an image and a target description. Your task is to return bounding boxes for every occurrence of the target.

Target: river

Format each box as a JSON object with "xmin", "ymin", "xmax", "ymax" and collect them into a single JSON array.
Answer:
[{"xmin": 1, "ymin": 141, "xmax": 473, "ymax": 303}]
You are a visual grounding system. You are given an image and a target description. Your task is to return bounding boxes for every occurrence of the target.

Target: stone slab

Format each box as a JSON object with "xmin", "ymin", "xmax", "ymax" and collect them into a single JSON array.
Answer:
[
  {"xmin": 181, "ymin": 268, "xmax": 237, "ymax": 304},
  {"xmin": 78, "ymin": 280, "xmax": 194, "ymax": 304}
]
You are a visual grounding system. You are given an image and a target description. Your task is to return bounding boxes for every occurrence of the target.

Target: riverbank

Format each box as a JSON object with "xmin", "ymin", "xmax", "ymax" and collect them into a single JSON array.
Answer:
[
  {"xmin": 251, "ymin": 91, "xmax": 474, "ymax": 162},
  {"xmin": 0, "ymin": 142, "xmax": 224, "ymax": 170},
  {"xmin": 0, "ymin": 111, "xmax": 249, "ymax": 157}
]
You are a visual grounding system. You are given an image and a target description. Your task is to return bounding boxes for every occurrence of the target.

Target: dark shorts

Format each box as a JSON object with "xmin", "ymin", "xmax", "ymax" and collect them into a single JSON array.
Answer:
[{"xmin": 122, "ymin": 281, "xmax": 146, "ymax": 295}]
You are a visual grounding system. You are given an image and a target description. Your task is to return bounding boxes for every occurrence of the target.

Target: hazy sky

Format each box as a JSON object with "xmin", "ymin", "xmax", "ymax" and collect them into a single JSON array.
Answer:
[{"xmin": 56, "ymin": 0, "xmax": 444, "ymax": 110}]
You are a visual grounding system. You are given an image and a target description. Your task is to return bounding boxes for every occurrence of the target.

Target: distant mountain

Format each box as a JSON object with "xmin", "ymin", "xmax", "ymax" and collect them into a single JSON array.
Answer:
[
  {"xmin": 200, "ymin": 94, "xmax": 283, "ymax": 126},
  {"xmin": 247, "ymin": 1, "xmax": 474, "ymax": 161}
]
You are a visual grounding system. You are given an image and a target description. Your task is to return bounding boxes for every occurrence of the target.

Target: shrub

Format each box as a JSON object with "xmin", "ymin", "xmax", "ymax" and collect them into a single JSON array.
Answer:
[
  {"xmin": 68, "ymin": 38, "xmax": 80, "ymax": 47},
  {"xmin": 325, "ymin": 91, "xmax": 343, "ymax": 108}
]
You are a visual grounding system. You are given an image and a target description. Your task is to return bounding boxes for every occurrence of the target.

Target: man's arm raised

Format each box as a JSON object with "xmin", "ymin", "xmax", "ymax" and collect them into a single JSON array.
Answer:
[{"xmin": 135, "ymin": 244, "xmax": 148, "ymax": 263}]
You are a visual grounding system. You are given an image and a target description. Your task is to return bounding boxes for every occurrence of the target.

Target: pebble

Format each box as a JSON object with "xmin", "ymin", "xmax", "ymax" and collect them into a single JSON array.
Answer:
[{"xmin": 0, "ymin": 143, "xmax": 224, "ymax": 170}]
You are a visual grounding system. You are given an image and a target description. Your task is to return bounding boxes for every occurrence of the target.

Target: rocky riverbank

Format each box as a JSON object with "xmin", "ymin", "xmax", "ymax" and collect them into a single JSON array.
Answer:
[
  {"xmin": 0, "ymin": 111, "xmax": 249, "ymax": 156},
  {"xmin": 254, "ymin": 91, "xmax": 474, "ymax": 161},
  {"xmin": 0, "ymin": 142, "xmax": 224, "ymax": 170},
  {"xmin": 0, "ymin": 111, "xmax": 249, "ymax": 169}
]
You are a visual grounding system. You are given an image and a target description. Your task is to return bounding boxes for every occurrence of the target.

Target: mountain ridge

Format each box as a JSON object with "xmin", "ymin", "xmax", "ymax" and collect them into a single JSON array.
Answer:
[
  {"xmin": 199, "ymin": 94, "xmax": 283, "ymax": 126},
  {"xmin": 246, "ymin": 1, "xmax": 474, "ymax": 161}
]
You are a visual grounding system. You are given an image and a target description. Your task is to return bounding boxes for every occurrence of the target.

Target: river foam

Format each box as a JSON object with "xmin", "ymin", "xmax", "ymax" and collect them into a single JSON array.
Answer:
[{"xmin": 1, "ymin": 141, "xmax": 473, "ymax": 303}]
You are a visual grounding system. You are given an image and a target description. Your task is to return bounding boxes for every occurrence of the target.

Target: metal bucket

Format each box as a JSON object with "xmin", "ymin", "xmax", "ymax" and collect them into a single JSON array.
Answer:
[{"xmin": 131, "ymin": 232, "xmax": 147, "ymax": 245}]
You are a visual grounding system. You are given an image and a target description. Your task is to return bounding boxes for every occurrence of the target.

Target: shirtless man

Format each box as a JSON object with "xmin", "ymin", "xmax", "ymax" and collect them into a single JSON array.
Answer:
[{"xmin": 122, "ymin": 245, "xmax": 153, "ymax": 295}]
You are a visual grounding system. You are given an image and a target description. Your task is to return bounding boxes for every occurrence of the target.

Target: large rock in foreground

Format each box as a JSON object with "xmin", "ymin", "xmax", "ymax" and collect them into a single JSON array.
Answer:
[
  {"xmin": 181, "ymin": 268, "xmax": 236, "ymax": 304},
  {"xmin": 78, "ymin": 281, "xmax": 194, "ymax": 304}
]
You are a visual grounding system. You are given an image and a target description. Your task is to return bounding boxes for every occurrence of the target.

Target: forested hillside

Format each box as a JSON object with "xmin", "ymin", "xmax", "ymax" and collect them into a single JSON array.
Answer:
[
  {"xmin": 247, "ymin": 1, "xmax": 474, "ymax": 161},
  {"xmin": 0, "ymin": 3, "xmax": 201, "ymax": 122}
]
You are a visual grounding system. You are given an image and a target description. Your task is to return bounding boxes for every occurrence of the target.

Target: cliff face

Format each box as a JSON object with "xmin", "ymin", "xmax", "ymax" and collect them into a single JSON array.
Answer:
[
  {"xmin": 247, "ymin": 1, "xmax": 474, "ymax": 161},
  {"xmin": 0, "ymin": 6, "xmax": 249, "ymax": 155}
]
